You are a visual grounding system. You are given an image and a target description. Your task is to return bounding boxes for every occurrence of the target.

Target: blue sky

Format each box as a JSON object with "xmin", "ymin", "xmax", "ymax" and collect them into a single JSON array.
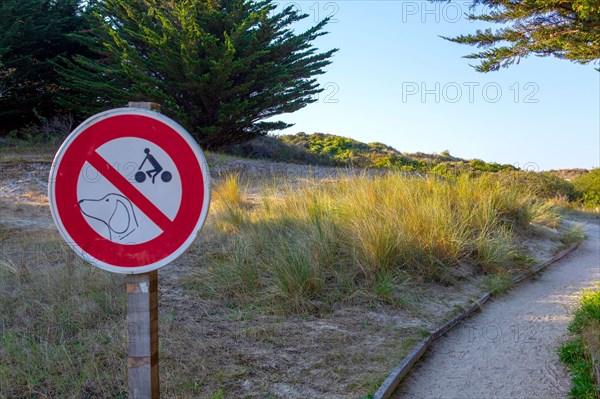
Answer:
[{"xmin": 271, "ymin": 1, "xmax": 599, "ymax": 171}]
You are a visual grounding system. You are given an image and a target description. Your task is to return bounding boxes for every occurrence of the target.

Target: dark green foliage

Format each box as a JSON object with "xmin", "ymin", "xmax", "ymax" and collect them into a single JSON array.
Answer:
[
  {"xmin": 0, "ymin": 0, "xmax": 93, "ymax": 132},
  {"xmin": 572, "ymin": 169, "xmax": 600, "ymax": 208},
  {"xmin": 437, "ymin": 0, "xmax": 600, "ymax": 72},
  {"xmin": 59, "ymin": 0, "xmax": 337, "ymax": 149}
]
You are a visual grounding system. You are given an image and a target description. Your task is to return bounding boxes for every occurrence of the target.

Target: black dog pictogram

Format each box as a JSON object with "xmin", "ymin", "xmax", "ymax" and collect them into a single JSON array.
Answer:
[{"xmin": 79, "ymin": 193, "xmax": 139, "ymax": 240}]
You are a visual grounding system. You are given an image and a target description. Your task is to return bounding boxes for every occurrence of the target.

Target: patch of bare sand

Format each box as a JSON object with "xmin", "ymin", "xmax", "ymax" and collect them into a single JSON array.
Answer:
[{"xmin": 1, "ymin": 163, "xmax": 54, "ymax": 231}]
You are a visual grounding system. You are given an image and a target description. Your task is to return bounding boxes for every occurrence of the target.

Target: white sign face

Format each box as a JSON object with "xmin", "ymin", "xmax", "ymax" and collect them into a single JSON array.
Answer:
[
  {"xmin": 49, "ymin": 108, "xmax": 210, "ymax": 274},
  {"xmin": 77, "ymin": 137, "xmax": 183, "ymax": 244}
]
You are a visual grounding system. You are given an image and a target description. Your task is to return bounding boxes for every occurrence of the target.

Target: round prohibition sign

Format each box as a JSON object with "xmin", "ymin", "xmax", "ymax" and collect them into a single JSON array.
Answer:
[{"xmin": 48, "ymin": 108, "xmax": 211, "ymax": 273}]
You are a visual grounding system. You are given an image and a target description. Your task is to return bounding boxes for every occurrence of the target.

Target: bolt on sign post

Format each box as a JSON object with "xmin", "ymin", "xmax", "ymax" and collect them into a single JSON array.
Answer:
[{"xmin": 48, "ymin": 102, "xmax": 211, "ymax": 398}]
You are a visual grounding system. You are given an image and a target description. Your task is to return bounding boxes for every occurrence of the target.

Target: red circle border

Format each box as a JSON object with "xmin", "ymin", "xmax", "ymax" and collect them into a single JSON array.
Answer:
[{"xmin": 53, "ymin": 113, "xmax": 205, "ymax": 268}]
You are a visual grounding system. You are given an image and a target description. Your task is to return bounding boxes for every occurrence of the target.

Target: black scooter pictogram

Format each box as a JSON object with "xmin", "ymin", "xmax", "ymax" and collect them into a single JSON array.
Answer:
[{"xmin": 135, "ymin": 148, "xmax": 172, "ymax": 184}]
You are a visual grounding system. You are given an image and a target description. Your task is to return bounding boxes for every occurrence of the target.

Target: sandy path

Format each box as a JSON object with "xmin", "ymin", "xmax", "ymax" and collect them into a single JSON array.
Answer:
[{"xmin": 394, "ymin": 219, "xmax": 600, "ymax": 399}]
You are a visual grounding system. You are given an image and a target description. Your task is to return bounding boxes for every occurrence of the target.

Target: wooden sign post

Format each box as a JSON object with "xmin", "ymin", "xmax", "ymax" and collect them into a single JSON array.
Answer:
[
  {"xmin": 48, "ymin": 101, "xmax": 211, "ymax": 399},
  {"xmin": 127, "ymin": 270, "xmax": 160, "ymax": 398},
  {"xmin": 126, "ymin": 102, "xmax": 161, "ymax": 398}
]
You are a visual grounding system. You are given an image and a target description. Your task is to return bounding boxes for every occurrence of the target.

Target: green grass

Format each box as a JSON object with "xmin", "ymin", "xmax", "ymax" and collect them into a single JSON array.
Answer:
[
  {"xmin": 483, "ymin": 271, "xmax": 514, "ymax": 295},
  {"xmin": 0, "ymin": 236, "xmax": 128, "ymax": 397},
  {"xmin": 569, "ymin": 289, "xmax": 600, "ymax": 336},
  {"xmin": 572, "ymin": 169, "xmax": 600, "ymax": 209},
  {"xmin": 194, "ymin": 172, "xmax": 560, "ymax": 312},
  {"xmin": 559, "ymin": 289, "xmax": 600, "ymax": 399},
  {"xmin": 555, "ymin": 224, "xmax": 587, "ymax": 253}
]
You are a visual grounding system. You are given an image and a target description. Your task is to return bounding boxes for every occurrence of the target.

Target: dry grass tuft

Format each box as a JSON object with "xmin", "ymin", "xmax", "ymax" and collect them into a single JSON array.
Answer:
[
  {"xmin": 212, "ymin": 173, "xmax": 248, "ymax": 231},
  {"xmin": 198, "ymin": 172, "xmax": 560, "ymax": 312}
]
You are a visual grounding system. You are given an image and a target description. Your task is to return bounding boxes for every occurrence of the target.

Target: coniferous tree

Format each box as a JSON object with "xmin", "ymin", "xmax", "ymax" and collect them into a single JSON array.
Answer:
[
  {"xmin": 437, "ymin": 0, "xmax": 600, "ymax": 72},
  {"xmin": 60, "ymin": 0, "xmax": 338, "ymax": 149},
  {"xmin": 0, "ymin": 0, "xmax": 93, "ymax": 131}
]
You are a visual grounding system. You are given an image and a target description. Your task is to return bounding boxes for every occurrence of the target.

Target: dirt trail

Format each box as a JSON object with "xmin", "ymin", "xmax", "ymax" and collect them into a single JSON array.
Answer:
[{"xmin": 394, "ymin": 219, "xmax": 600, "ymax": 399}]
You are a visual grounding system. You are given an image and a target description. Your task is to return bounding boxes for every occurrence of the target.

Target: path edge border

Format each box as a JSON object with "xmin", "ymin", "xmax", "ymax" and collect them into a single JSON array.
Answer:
[{"xmin": 372, "ymin": 243, "xmax": 580, "ymax": 399}]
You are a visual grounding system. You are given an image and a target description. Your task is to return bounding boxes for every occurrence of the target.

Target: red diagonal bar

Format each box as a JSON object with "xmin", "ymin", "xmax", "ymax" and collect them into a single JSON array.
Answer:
[{"xmin": 87, "ymin": 151, "xmax": 172, "ymax": 233}]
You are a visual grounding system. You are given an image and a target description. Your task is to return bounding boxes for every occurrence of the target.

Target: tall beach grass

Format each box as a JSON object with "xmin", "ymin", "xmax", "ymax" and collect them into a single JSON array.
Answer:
[{"xmin": 201, "ymin": 172, "xmax": 560, "ymax": 312}]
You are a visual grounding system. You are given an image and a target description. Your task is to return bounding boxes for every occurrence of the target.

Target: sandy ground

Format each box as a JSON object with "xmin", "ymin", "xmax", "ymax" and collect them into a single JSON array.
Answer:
[{"xmin": 394, "ymin": 219, "xmax": 600, "ymax": 399}]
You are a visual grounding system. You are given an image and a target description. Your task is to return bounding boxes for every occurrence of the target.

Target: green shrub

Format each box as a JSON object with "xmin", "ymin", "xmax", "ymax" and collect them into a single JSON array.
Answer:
[
  {"xmin": 227, "ymin": 133, "xmax": 520, "ymax": 174},
  {"xmin": 560, "ymin": 289, "xmax": 600, "ymax": 398},
  {"xmin": 568, "ymin": 289, "xmax": 600, "ymax": 335},
  {"xmin": 3, "ymin": 114, "xmax": 74, "ymax": 147},
  {"xmin": 559, "ymin": 338, "xmax": 597, "ymax": 399},
  {"xmin": 572, "ymin": 169, "xmax": 600, "ymax": 208}
]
